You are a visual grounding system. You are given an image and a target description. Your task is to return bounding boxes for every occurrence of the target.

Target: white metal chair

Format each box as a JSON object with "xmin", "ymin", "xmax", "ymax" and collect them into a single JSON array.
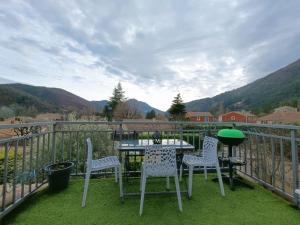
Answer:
[
  {"xmin": 82, "ymin": 138, "xmax": 123, "ymax": 207},
  {"xmin": 180, "ymin": 136, "xmax": 225, "ymax": 198},
  {"xmin": 139, "ymin": 145, "xmax": 182, "ymax": 215}
]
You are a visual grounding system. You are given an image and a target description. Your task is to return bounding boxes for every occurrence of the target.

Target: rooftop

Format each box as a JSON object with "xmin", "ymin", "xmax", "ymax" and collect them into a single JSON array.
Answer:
[
  {"xmin": 258, "ymin": 111, "xmax": 300, "ymax": 123},
  {"xmin": 186, "ymin": 112, "xmax": 213, "ymax": 117}
]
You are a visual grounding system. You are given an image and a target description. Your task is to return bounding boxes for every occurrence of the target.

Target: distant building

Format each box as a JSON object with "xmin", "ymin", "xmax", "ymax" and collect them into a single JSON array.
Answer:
[
  {"xmin": 219, "ymin": 111, "xmax": 257, "ymax": 123},
  {"xmin": 274, "ymin": 106, "xmax": 297, "ymax": 113},
  {"xmin": 185, "ymin": 112, "xmax": 214, "ymax": 122},
  {"xmin": 258, "ymin": 112, "xmax": 300, "ymax": 124}
]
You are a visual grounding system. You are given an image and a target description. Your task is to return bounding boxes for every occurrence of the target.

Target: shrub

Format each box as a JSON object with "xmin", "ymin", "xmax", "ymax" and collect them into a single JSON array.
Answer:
[{"xmin": 0, "ymin": 149, "xmax": 22, "ymax": 184}]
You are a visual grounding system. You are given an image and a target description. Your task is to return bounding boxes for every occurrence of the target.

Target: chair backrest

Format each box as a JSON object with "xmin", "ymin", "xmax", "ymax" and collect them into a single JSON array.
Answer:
[
  {"xmin": 86, "ymin": 138, "xmax": 93, "ymax": 171},
  {"xmin": 202, "ymin": 136, "xmax": 219, "ymax": 163},
  {"xmin": 144, "ymin": 145, "xmax": 177, "ymax": 177}
]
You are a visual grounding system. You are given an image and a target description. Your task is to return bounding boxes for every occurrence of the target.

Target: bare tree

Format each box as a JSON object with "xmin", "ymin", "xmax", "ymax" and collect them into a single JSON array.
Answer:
[{"xmin": 113, "ymin": 102, "xmax": 142, "ymax": 120}]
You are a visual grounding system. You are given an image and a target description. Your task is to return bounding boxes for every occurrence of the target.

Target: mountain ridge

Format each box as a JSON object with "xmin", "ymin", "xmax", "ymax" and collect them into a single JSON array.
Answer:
[
  {"xmin": 0, "ymin": 83, "xmax": 164, "ymax": 116},
  {"xmin": 185, "ymin": 58, "xmax": 300, "ymax": 114}
]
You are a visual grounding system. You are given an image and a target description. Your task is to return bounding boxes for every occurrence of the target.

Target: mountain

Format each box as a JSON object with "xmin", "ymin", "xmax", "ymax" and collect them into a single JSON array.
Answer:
[
  {"xmin": 0, "ymin": 77, "xmax": 15, "ymax": 84},
  {"xmin": 0, "ymin": 83, "xmax": 91, "ymax": 114},
  {"xmin": 185, "ymin": 58, "xmax": 300, "ymax": 114},
  {"xmin": 0, "ymin": 83, "xmax": 165, "ymax": 117},
  {"xmin": 90, "ymin": 100, "xmax": 108, "ymax": 112},
  {"xmin": 90, "ymin": 98, "xmax": 164, "ymax": 115},
  {"xmin": 126, "ymin": 99, "xmax": 164, "ymax": 115}
]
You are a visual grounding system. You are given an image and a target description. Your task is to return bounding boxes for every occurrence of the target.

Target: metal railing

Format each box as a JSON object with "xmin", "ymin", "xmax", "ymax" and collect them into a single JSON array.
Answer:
[{"xmin": 0, "ymin": 121, "xmax": 299, "ymax": 218}]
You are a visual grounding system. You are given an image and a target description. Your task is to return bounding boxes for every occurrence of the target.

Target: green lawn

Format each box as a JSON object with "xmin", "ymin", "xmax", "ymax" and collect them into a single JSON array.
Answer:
[{"xmin": 2, "ymin": 175, "xmax": 300, "ymax": 225}]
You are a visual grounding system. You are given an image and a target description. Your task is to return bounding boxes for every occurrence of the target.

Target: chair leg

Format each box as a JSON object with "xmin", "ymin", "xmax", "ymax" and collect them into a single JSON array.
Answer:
[
  {"xmin": 216, "ymin": 164, "xmax": 225, "ymax": 196},
  {"xmin": 166, "ymin": 177, "xmax": 170, "ymax": 190},
  {"xmin": 82, "ymin": 171, "xmax": 91, "ymax": 207},
  {"xmin": 174, "ymin": 174, "xmax": 183, "ymax": 212},
  {"xmin": 139, "ymin": 173, "xmax": 147, "ymax": 216},
  {"xmin": 115, "ymin": 166, "xmax": 118, "ymax": 183},
  {"xmin": 179, "ymin": 164, "xmax": 183, "ymax": 182},
  {"xmin": 188, "ymin": 166, "xmax": 193, "ymax": 198},
  {"xmin": 118, "ymin": 165, "xmax": 123, "ymax": 198},
  {"xmin": 140, "ymin": 164, "xmax": 144, "ymax": 192},
  {"xmin": 204, "ymin": 166, "xmax": 208, "ymax": 180}
]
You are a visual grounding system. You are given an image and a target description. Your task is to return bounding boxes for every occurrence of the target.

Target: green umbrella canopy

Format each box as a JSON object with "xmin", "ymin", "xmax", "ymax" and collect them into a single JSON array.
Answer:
[{"xmin": 217, "ymin": 129, "xmax": 245, "ymax": 139}]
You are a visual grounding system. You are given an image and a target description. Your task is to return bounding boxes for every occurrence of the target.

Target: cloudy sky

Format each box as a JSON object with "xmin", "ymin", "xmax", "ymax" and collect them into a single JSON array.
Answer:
[{"xmin": 0, "ymin": 0, "xmax": 300, "ymax": 110}]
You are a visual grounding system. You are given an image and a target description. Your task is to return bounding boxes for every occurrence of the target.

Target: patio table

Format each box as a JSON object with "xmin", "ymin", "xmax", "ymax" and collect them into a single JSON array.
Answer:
[{"xmin": 117, "ymin": 139, "xmax": 194, "ymax": 197}]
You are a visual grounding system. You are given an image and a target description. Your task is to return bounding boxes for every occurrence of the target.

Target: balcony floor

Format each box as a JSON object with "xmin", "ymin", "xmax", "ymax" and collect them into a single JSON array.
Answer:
[{"xmin": 2, "ymin": 175, "xmax": 300, "ymax": 225}]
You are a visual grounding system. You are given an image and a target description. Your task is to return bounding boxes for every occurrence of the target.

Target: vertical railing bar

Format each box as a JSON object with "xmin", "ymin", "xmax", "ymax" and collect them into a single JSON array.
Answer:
[
  {"xmin": 238, "ymin": 144, "xmax": 242, "ymax": 171},
  {"xmin": 69, "ymin": 131, "xmax": 72, "ymax": 161},
  {"xmin": 21, "ymin": 139, "xmax": 26, "ymax": 198},
  {"xmin": 51, "ymin": 123, "xmax": 56, "ymax": 163},
  {"xmin": 83, "ymin": 131, "xmax": 87, "ymax": 174},
  {"xmin": 271, "ymin": 138, "xmax": 275, "ymax": 187},
  {"xmin": 244, "ymin": 141, "xmax": 247, "ymax": 173},
  {"xmin": 42, "ymin": 134, "xmax": 45, "ymax": 181},
  {"xmin": 1, "ymin": 143, "xmax": 9, "ymax": 211},
  {"xmin": 47, "ymin": 132, "xmax": 50, "ymax": 165},
  {"xmin": 262, "ymin": 136, "xmax": 267, "ymax": 182},
  {"xmin": 179, "ymin": 124, "xmax": 183, "ymax": 148},
  {"xmin": 193, "ymin": 131, "xmax": 195, "ymax": 147},
  {"xmin": 256, "ymin": 135, "xmax": 260, "ymax": 179},
  {"xmin": 12, "ymin": 140, "xmax": 18, "ymax": 203},
  {"xmin": 35, "ymin": 135, "xmax": 40, "ymax": 188},
  {"xmin": 97, "ymin": 131, "xmax": 101, "ymax": 159},
  {"xmin": 61, "ymin": 131, "xmax": 64, "ymax": 162},
  {"xmin": 291, "ymin": 129, "xmax": 299, "ymax": 206},
  {"xmin": 76, "ymin": 131, "xmax": 79, "ymax": 175},
  {"xmin": 198, "ymin": 130, "xmax": 201, "ymax": 152},
  {"xmin": 29, "ymin": 137, "xmax": 33, "ymax": 193},
  {"xmin": 280, "ymin": 138, "xmax": 285, "ymax": 191},
  {"xmin": 249, "ymin": 135, "xmax": 253, "ymax": 177}
]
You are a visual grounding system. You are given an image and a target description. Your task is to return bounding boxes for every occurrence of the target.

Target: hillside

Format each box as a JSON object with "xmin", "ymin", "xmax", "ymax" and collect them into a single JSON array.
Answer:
[
  {"xmin": 0, "ymin": 84, "xmax": 165, "ymax": 117},
  {"xmin": 0, "ymin": 83, "xmax": 91, "ymax": 115},
  {"xmin": 126, "ymin": 99, "xmax": 165, "ymax": 115},
  {"xmin": 90, "ymin": 100, "xmax": 108, "ymax": 112},
  {"xmin": 185, "ymin": 58, "xmax": 300, "ymax": 114},
  {"xmin": 90, "ymin": 99, "xmax": 164, "ymax": 115}
]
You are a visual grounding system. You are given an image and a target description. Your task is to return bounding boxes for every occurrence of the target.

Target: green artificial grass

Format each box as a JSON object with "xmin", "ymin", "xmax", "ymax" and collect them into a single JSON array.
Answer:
[{"xmin": 2, "ymin": 175, "xmax": 300, "ymax": 225}]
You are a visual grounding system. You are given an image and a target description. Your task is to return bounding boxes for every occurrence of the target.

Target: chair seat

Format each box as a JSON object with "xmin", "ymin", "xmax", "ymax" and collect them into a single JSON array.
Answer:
[
  {"xmin": 183, "ymin": 154, "xmax": 217, "ymax": 167},
  {"xmin": 91, "ymin": 156, "xmax": 120, "ymax": 170}
]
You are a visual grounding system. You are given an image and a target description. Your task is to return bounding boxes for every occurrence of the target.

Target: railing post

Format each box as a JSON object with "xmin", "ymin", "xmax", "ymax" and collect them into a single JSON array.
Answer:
[
  {"xmin": 51, "ymin": 122, "xmax": 57, "ymax": 163},
  {"xmin": 119, "ymin": 123, "xmax": 123, "ymax": 142},
  {"xmin": 179, "ymin": 123, "xmax": 183, "ymax": 148},
  {"xmin": 291, "ymin": 129, "xmax": 299, "ymax": 206}
]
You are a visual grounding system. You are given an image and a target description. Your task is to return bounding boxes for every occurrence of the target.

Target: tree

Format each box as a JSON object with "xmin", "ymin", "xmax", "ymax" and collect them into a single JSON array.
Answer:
[
  {"xmin": 0, "ymin": 106, "xmax": 15, "ymax": 120},
  {"xmin": 108, "ymin": 82, "xmax": 126, "ymax": 111},
  {"xmin": 113, "ymin": 102, "xmax": 142, "ymax": 120},
  {"xmin": 168, "ymin": 93, "xmax": 186, "ymax": 121},
  {"xmin": 145, "ymin": 110, "xmax": 156, "ymax": 119},
  {"xmin": 104, "ymin": 82, "xmax": 126, "ymax": 120}
]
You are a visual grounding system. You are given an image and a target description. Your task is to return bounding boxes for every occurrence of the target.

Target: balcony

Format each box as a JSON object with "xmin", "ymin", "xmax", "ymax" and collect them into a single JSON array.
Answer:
[{"xmin": 0, "ymin": 121, "xmax": 300, "ymax": 224}]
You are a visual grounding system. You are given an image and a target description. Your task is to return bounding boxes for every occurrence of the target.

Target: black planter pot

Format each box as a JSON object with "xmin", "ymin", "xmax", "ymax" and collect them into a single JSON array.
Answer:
[{"xmin": 44, "ymin": 162, "xmax": 74, "ymax": 192}]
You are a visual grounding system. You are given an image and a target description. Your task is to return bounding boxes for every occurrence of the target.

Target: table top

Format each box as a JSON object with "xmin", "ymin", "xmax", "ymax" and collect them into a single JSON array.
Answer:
[{"xmin": 118, "ymin": 139, "xmax": 195, "ymax": 152}]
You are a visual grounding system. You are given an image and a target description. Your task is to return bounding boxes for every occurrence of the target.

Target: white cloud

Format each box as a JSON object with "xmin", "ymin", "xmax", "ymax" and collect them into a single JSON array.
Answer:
[{"xmin": 0, "ymin": 0, "xmax": 300, "ymax": 110}]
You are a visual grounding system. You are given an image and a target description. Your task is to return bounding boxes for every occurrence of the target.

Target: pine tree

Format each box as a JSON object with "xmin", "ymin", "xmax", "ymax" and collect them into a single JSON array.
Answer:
[
  {"xmin": 104, "ymin": 82, "xmax": 126, "ymax": 120},
  {"xmin": 145, "ymin": 109, "xmax": 156, "ymax": 119},
  {"xmin": 109, "ymin": 82, "xmax": 126, "ymax": 110},
  {"xmin": 168, "ymin": 93, "xmax": 186, "ymax": 120}
]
